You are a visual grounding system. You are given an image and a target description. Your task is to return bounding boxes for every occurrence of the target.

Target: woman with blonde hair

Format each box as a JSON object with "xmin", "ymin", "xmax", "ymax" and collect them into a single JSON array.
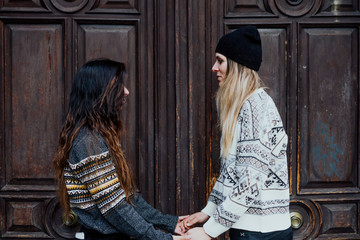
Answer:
[
  {"xmin": 184, "ymin": 25, "xmax": 292, "ymax": 240},
  {"xmin": 53, "ymin": 58, "xmax": 189, "ymax": 240}
]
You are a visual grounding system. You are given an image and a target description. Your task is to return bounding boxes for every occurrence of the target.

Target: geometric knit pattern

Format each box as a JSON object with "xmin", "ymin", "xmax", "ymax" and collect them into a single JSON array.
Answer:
[
  {"xmin": 65, "ymin": 151, "xmax": 126, "ymax": 216},
  {"xmin": 63, "ymin": 128, "xmax": 177, "ymax": 239},
  {"xmin": 208, "ymin": 88, "xmax": 290, "ymax": 229}
]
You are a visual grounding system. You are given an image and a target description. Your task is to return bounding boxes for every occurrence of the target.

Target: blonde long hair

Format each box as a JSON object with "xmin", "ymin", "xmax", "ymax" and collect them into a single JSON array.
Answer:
[{"xmin": 216, "ymin": 58, "xmax": 262, "ymax": 157}]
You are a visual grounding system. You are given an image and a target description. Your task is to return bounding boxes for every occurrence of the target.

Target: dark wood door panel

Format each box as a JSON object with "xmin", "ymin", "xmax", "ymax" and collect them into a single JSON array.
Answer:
[
  {"xmin": 318, "ymin": 200, "xmax": 358, "ymax": 238},
  {"xmin": 258, "ymin": 26, "xmax": 289, "ymax": 123},
  {"xmin": 3, "ymin": 197, "xmax": 51, "ymax": 238},
  {"xmin": 2, "ymin": 21, "xmax": 64, "ymax": 190},
  {"xmin": 298, "ymin": 25, "xmax": 359, "ymax": 195},
  {"xmin": 0, "ymin": 19, "xmax": 70, "ymax": 239},
  {"xmin": 0, "ymin": 0, "xmax": 49, "ymax": 12}
]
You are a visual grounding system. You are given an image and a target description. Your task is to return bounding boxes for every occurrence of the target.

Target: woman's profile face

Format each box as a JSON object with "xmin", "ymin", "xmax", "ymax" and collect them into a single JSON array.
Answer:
[
  {"xmin": 120, "ymin": 87, "xmax": 130, "ymax": 108},
  {"xmin": 124, "ymin": 87, "xmax": 129, "ymax": 96},
  {"xmin": 212, "ymin": 53, "xmax": 228, "ymax": 86}
]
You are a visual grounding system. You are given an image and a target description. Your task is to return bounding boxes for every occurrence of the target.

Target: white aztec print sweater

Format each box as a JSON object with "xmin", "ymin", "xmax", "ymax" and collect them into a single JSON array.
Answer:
[{"xmin": 202, "ymin": 88, "xmax": 291, "ymax": 238}]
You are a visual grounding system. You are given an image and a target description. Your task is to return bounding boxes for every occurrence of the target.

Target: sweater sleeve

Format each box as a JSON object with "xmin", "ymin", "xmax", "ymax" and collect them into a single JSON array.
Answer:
[
  {"xmin": 132, "ymin": 195, "xmax": 178, "ymax": 233},
  {"xmin": 203, "ymin": 154, "xmax": 260, "ymax": 238},
  {"xmin": 67, "ymin": 133, "xmax": 174, "ymax": 240},
  {"xmin": 203, "ymin": 95, "xmax": 289, "ymax": 238}
]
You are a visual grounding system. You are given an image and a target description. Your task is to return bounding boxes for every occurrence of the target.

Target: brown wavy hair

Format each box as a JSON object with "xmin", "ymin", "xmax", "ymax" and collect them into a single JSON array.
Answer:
[{"xmin": 53, "ymin": 58, "xmax": 135, "ymax": 220}]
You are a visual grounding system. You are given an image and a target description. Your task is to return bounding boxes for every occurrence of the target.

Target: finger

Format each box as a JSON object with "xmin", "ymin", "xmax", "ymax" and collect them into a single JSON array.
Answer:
[
  {"xmin": 178, "ymin": 215, "xmax": 190, "ymax": 221},
  {"xmin": 175, "ymin": 225, "xmax": 185, "ymax": 235},
  {"xmin": 183, "ymin": 220, "xmax": 192, "ymax": 230},
  {"xmin": 181, "ymin": 220, "xmax": 187, "ymax": 228},
  {"xmin": 178, "ymin": 219, "xmax": 188, "ymax": 231},
  {"xmin": 174, "ymin": 235, "xmax": 191, "ymax": 240},
  {"xmin": 185, "ymin": 216, "xmax": 198, "ymax": 228},
  {"xmin": 183, "ymin": 235, "xmax": 191, "ymax": 240}
]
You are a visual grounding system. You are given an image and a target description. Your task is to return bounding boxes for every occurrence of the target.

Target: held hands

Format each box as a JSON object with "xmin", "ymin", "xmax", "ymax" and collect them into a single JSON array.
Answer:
[
  {"xmin": 173, "ymin": 216, "xmax": 192, "ymax": 240},
  {"xmin": 186, "ymin": 227, "xmax": 212, "ymax": 240},
  {"xmin": 175, "ymin": 215, "xmax": 190, "ymax": 235},
  {"xmin": 183, "ymin": 212, "xmax": 209, "ymax": 230},
  {"xmin": 173, "ymin": 212, "xmax": 211, "ymax": 239}
]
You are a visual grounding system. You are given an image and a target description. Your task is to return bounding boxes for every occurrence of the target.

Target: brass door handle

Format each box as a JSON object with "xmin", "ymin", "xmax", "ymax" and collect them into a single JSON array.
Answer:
[
  {"xmin": 290, "ymin": 212, "xmax": 303, "ymax": 229},
  {"xmin": 62, "ymin": 210, "xmax": 78, "ymax": 227}
]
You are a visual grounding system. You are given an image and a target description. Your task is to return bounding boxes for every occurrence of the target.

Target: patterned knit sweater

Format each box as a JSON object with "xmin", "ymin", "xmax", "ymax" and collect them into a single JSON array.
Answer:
[
  {"xmin": 202, "ymin": 88, "xmax": 291, "ymax": 238},
  {"xmin": 64, "ymin": 127, "xmax": 178, "ymax": 239}
]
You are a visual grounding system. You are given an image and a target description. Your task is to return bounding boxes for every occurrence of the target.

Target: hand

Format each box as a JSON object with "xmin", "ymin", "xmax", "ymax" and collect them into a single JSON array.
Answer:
[
  {"xmin": 173, "ymin": 235, "xmax": 192, "ymax": 240},
  {"xmin": 186, "ymin": 227, "xmax": 211, "ymax": 240},
  {"xmin": 175, "ymin": 215, "xmax": 189, "ymax": 235},
  {"xmin": 183, "ymin": 212, "xmax": 209, "ymax": 229}
]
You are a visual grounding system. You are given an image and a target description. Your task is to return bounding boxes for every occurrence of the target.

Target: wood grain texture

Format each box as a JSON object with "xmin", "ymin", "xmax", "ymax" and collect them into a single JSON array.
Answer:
[{"xmin": 0, "ymin": 0, "xmax": 359, "ymax": 239}]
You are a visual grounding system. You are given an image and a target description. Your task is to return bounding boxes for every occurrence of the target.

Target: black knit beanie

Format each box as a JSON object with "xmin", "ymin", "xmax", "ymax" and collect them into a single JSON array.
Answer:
[{"xmin": 215, "ymin": 25, "xmax": 262, "ymax": 71}]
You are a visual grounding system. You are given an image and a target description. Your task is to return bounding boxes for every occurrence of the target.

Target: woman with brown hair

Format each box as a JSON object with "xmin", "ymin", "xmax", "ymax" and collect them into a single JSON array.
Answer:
[{"xmin": 53, "ymin": 58, "xmax": 189, "ymax": 240}]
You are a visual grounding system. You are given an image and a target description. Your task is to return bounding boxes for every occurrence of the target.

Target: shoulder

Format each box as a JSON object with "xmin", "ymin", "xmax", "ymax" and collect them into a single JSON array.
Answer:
[
  {"xmin": 243, "ymin": 88, "xmax": 280, "ymax": 118},
  {"xmin": 248, "ymin": 88, "xmax": 271, "ymax": 108},
  {"xmin": 68, "ymin": 127, "xmax": 109, "ymax": 165},
  {"xmin": 238, "ymin": 88, "xmax": 269, "ymax": 119}
]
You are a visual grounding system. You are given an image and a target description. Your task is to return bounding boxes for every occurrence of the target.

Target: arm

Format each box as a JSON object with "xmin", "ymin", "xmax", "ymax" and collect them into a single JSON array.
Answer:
[
  {"xmin": 202, "ymin": 156, "xmax": 260, "ymax": 238},
  {"xmin": 132, "ymin": 194, "xmax": 178, "ymax": 233},
  {"xmin": 68, "ymin": 134, "xmax": 176, "ymax": 240},
  {"xmin": 106, "ymin": 200, "xmax": 175, "ymax": 240}
]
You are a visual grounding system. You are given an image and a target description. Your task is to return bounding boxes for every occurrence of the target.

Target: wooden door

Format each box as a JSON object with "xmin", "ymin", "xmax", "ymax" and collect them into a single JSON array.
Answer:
[
  {"xmin": 0, "ymin": 0, "xmax": 156, "ymax": 238},
  {"xmin": 208, "ymin": 1, "xmax": 360, "ymax": 239},
  {"xmin": 0, "ymin": 0, "xmax": 359, "ymax": 239},
  {"xmin": 0, "ymin": 0, "xmax": 209, "ymax": 238}
]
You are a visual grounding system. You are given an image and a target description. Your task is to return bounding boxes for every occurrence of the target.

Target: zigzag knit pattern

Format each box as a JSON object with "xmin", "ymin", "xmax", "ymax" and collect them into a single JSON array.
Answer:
[
  {"xmin": 65, "ymin": 151, "xmax": 126, "ymax": 215},
  {"xmin": 203, "ymin": 88, "xmax": 290, "ymax": 235}
]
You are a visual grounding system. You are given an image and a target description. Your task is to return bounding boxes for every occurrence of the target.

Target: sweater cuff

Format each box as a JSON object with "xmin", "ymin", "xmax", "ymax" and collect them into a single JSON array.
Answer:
[
  {"xmin": 201, "ymin": 201, "xmax": 217, "ymax": 216},
  {"xmin": 203, "ymin": 217, "xmax": 229, "ymax": 238},
  {"xmin": 164, "ymin": 214, "xmax": 178, "ymax": 233}
]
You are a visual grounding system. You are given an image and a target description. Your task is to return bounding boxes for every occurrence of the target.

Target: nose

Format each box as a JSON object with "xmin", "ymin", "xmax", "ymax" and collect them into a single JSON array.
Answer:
[
  {"xmin": 124, "ymin": 87, "xmax": 130, "ymax": 96},
  {"xmin": 212, "ymin": 62, "xmax": 219, "ymax": 72}
]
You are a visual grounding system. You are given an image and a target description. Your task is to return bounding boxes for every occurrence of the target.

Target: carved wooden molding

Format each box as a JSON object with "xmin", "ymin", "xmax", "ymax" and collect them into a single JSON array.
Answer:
[
  {"xmin": 316, "ymin": 0, "xmax": 359, "ymax": 16},
  {"xmin": 49, "ymin": 0, "xmax": 90, "ymax": 13},
  {"xmin": 89, "ymin": 0, "xmax": 139, "ymax": 14},
  {"xmin": 225, "ymin": 0, "xmax": 275, "ymax": 17},
  {"xmin": 0, "ymin": 0, "xmax": 49, "ymax": 12},
  {"xmin": 320, "ymin": 202, "xmax": 357, "ymax": 234},
  {"xmin": 273, "ymin": 0, "xmax": 320, "ymax": 17},
  {"xmin": 3, "ymin": 198, "xmax": 51, "ymax": 238},
  {"xmin": 225, "ymin": 0, "xmax": 360, "ymax": 18},
  {"xmin": 45, "ymin": 198, "xmax": 81, "ymax": 239},
  {"xmin": 0, "ymin": 0, "xmax": 138, "ymax": 14},
  {"xmin": 290, "ymin": 199, "xmax": 321, "ymax": 239}
]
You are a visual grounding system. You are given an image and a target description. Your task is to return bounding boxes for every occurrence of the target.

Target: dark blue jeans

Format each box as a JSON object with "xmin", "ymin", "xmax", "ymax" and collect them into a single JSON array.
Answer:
[{"xmin": 229, "ymin": 227, "xmax": 293, "ymax": 240}]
